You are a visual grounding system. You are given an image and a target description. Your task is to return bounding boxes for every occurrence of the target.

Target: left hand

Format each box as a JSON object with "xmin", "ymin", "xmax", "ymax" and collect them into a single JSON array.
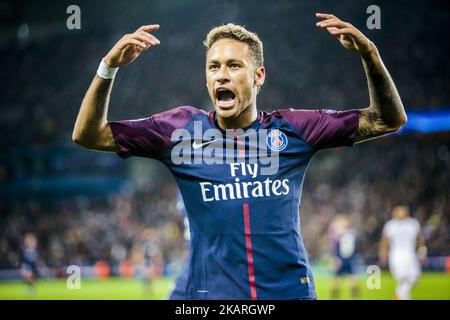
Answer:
[{"xmin": 315, "ymin": 13, "xmax": 375, "ymax": 56}]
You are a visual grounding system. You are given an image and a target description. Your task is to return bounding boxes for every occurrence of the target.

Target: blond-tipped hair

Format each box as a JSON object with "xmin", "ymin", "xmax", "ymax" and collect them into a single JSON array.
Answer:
[{"xmin": 204, "ymin": 23, "xmax": 264, "ymax": 68}]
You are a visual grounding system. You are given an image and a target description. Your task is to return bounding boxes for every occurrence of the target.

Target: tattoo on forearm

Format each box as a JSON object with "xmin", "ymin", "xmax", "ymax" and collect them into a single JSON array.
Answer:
[
  {"xmin": 357, "ymin": 109, "xmax": 379, "ymax": 140},
  {"xmin": 357, "ymin": 50, "xmax": 406, "ymax": 142}
]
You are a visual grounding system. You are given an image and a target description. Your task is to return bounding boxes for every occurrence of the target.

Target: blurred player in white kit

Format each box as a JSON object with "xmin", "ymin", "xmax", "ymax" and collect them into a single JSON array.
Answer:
[{"xmin": 379, "ymin": 205, "xmax": 427, "ymax": 300}]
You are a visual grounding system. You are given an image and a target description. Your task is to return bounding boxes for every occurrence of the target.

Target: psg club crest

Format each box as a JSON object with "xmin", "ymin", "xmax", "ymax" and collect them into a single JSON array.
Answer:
[{"xmin": 266, "ymin": 129, "xmax": 288, "ymax": 152}]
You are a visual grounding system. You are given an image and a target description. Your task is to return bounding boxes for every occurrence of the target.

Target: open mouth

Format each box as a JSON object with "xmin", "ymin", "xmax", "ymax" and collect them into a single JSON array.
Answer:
[{"xmin": 215, "ymin": 88, "xmax": 236, "ymax": 109}]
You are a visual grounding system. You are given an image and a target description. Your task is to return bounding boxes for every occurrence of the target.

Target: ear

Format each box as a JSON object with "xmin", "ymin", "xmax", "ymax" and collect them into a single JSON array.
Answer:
[{"xmin": 254, "ymin": 66, "xmax": 265, "ymax": 87}]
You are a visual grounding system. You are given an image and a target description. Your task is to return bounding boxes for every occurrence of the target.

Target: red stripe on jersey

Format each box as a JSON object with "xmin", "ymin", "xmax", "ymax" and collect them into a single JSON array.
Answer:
[
  {"xmin": 234, "ymin": 130, "xmax": 245, "ymax": 159},
  {"xmin": 243, "ymin": 203, "xmax": 257, "ymax": 300},
  {"xmin": 237, "ymin": 136, "xmax": 245, "ymax": 158}
]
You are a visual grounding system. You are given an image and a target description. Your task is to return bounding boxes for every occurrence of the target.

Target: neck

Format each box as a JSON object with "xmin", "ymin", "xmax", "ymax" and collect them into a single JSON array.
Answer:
[{"xmin": 217, "ymin": 102, "xmax": 257, "ymax": 130}]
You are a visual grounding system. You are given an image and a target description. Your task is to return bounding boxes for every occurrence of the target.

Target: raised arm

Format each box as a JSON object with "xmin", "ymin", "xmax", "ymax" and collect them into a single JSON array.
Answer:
[
  {"xmin": 316, "ymin": 13, "xmax": 407, "ymax": 143},
  {"xmin": 72, "ymin": 24, "xmax": 160, "ymax": 151}
]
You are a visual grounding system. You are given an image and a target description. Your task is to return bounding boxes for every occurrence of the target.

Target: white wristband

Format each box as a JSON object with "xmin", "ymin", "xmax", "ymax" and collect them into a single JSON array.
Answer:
[{"xmin": 97, "ymin": 59, "xmax": 118, "ymax": 79}]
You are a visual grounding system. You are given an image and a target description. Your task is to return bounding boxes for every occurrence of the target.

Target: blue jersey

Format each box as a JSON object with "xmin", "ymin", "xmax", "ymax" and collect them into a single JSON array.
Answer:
[
  {"xmin": 21, "ymin": 247, "xmax": 39, "ymax": 276},
  {"xmin": 109, "ymin": 106, "xmax": 359, "ymax": 299},
  {"xmin": 333, "ymin": 229, "xmax": 357, "ymax": 260},
  {"xmin": 331, "ymin": 229, "xmax": 358, "ymax": 275}
]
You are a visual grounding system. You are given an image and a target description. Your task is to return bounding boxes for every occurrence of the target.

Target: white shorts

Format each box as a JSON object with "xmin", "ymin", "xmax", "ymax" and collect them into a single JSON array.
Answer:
[{"xmin": 389, "ymin": 254, "xmax": 421, "ymax": 282}]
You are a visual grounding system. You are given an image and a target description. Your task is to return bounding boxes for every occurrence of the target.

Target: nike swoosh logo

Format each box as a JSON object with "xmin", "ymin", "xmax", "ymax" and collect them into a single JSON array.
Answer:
[{"xmin": 192, "ymin": 140, "xmax": 216, "ymax": 149}]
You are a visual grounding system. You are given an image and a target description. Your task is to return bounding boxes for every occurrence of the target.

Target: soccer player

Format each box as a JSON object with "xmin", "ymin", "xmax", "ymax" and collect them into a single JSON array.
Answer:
[
  {"xmin": 19, "ymin": 233, "xmax": 40, "ymax": 297},
  {"xmin": 379, "ymin": 206, "xmax": 427, "ymax": 300},
  {"xmin": 167, "ymin": 190, "xmax": 191, "ymax": 300},
  {"xmin": 131, "ymin": 228, "xmax": 164, "ymax": 298},
  {"xmin": 328, "ymin": 215, "xmax": 360, "ymax": 299},
  {"xmin": 73, "ymin": 13, "xmax": 407, "ymax": 299}
]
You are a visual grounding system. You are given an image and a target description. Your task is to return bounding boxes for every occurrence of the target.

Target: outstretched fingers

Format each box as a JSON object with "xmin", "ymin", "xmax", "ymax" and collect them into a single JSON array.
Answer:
[
  {"xmin": 315, "ymin": 13, "xmax": 356, "ymax": 37},
  {"xmin": 118, "ymin": 37, "xmax": 148, "ymax": 50},
  {"xmin": 316, "ymin": 18, "xmax": 351, "ymax": 29},
  {"xmin": 315, "ymin": 13, "xmax": 373, "ymax": 55},
  {"xmin": 135, "ymin": 31, "xmax": 160, "ymax": 45},
  {"xmin": 118, "ymin": 24, "xmax": 161, "ymax": 49},
  {"xmin": 315, "ymin": 12, "xmax": 336, "ymax": 20},
  {"xmin": 135, "ymin": 24, "xmax": 160, "ymax": 33},
  {"xmin": 328, "ymin": 27, "xmax": 355, "ymax": 36},
  {"xmin": 118, "ymin": 32, "xmax": 160, "ymax": 50}
]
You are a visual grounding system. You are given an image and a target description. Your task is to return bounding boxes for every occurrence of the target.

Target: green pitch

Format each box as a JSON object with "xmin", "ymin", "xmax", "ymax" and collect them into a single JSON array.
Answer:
[{"xmin": 0, "ymin": 272, "xmax": 448, "ymax": 300}]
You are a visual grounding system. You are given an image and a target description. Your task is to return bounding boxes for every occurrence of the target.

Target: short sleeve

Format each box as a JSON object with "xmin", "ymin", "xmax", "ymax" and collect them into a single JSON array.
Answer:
[
  {"xmin": 108, "ymin": 106, "xmax": 199, "ymax": 159},
  {"xmin": 382, "ymin": 221, "xmax": 392, "ymax": 238},
  {"xmin": 279, "ymin": 108, "xmax": 360, "ymax": 149},
  {"xmin": 412, "ymin": 219, "xmax": 421, "ymax": 234}
]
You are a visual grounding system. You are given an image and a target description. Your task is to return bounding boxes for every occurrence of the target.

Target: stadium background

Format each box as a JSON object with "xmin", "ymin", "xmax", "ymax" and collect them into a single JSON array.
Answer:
[{"xmin": 0, "ymin": 0, "xmax": 448, "ymax": 299}]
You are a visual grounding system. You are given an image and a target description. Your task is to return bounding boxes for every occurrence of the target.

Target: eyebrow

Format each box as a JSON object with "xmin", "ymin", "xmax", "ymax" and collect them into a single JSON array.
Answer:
[{"xmin": 207, "ymin": 59, "xmax": 245, "ymax": 65}]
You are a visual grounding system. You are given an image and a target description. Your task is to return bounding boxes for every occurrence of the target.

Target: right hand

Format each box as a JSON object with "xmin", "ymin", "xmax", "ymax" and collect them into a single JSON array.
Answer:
[{"xmin": 103, "ymin": 24, "xmax": 160, "ymax": 68}]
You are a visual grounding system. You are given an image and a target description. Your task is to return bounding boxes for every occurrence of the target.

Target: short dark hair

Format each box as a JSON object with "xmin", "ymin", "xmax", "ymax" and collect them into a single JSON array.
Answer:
[{"xmin": 204, "ymin": 23, "xmax": 264, "ymax": 68}]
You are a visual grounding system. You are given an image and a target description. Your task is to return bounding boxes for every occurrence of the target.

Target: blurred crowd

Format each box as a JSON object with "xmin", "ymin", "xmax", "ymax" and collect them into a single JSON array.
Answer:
[
  {"xmin": 0, "ymin": 186, "xmax": 188, "ymax": 277},
  {"xmin": 301, "ymin": 134, "xmax": 449, "ymax": 265}
]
